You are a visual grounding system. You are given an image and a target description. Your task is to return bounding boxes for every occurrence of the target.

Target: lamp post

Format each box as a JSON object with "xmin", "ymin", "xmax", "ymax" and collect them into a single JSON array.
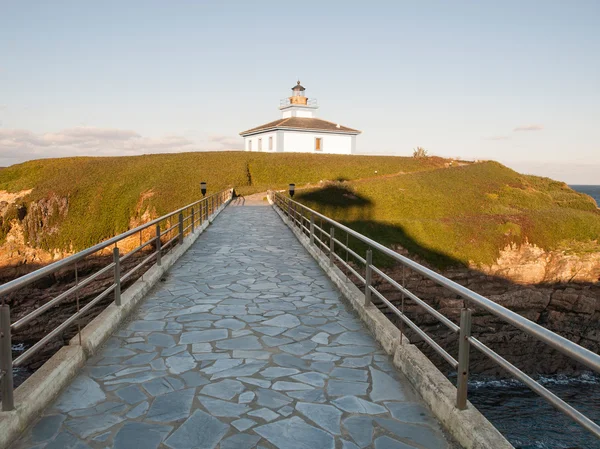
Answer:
[
  {"xmin": 289, "ymin": 183, "xmax": 295, "ymax": 198},
  {"xmin": 200, "ymin": 182, "xmax": 207, "ymax": 197}
]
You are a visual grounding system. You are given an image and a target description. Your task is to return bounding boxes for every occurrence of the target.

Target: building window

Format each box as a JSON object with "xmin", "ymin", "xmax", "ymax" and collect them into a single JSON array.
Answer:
[
  {"xmin": 248, "ymin": 140, "xmax": 252, "ymax": 151},
  {"xmin": 269, "ymin": 136, "xmax": 273, "ymax": 150},
  {"xmin": 315, "ymin": 137, "xmax": 322, "ymax": 151},
  {"xmin": 258, "ymin": 138, "xmax": 262, "ymax": 151}
]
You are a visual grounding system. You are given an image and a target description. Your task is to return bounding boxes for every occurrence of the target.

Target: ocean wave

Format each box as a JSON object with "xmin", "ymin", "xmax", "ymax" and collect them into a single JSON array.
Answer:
[
  {"xmin": 469, "ymin": 372, "xmax": 600, "ymax": 389},
  {"xmin": 537, "ymin": 372, "xmax": 599, "ymax": 386},
  {"xmin": 11, "ymin": 343, "xmax": 26, "ymax": 352}
]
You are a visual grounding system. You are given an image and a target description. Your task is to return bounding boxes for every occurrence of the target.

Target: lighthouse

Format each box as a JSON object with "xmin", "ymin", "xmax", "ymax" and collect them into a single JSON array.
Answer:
[{"xmin": 240, "ymin": 82, "xmax": 360, "ymax": 154}]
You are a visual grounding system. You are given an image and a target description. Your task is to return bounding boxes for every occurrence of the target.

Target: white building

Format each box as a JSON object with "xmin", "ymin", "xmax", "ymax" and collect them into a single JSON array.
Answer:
[{"xmin": 240, "ymin": 82, "xmax": 361, "ymax": 154}]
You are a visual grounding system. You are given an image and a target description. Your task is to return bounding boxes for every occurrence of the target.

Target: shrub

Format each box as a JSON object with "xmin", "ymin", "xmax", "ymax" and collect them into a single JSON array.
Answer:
[{"xmin": 412, "ymin": 147, "xmax": 429, "ymax": 158}]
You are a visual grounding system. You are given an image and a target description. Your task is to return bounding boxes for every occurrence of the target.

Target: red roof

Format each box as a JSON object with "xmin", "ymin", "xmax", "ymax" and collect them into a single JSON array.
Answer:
[{"xmin": 240, "ymin": 117, "xmax": 361, "ymax": 136}]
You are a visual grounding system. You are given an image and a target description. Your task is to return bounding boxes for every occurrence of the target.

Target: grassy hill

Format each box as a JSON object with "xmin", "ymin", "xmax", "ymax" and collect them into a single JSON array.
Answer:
[
  {"xmin": 0, "ymin": 152, "xmax": 598, "ymax": 268},
  {"xmin": 295, "ymin": 161, "xmax": 600, "ymax": 267},
  {"xmin": 0, "ymin": 152, "xmax": 447, "ymax": 251}
]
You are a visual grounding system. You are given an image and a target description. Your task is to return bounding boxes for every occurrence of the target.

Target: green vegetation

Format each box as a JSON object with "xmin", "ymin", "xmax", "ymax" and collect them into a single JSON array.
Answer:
[
  {"xmin": 412, "ymin": 147, "xmax": 429, "ymax": 158},
  {"xmin": 0, "ymin": 205, "xmax": 19, "ymax": 244},
  {"xmin": 295, "ymin": 161, "xmax": 600, "ymax": 267},
  {"xmin": 0, "ymin": 152, "xmax": 447, "ymax": 252},
  {"xmin": 0, "ymin": 152, "xmax": 598, "ymax": 267}
]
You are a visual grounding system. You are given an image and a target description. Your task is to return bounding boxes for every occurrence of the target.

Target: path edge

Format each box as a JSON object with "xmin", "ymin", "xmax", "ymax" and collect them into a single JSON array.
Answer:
[
  {"xmin": 270, "ymin": 201, "xmax": 514, "ymax": 449},
  {"xmin": 0, "ymin": 198, "xmax": 231, "ymax": 449}
]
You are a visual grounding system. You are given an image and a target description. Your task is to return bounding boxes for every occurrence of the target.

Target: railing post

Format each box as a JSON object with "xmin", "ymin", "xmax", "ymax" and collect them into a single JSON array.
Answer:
[
  {"xmin": 191, "ymin": 208, "xmax": 195, "ymax": 233},
  {"xmin": 309, "ymin": 214, "xmax": 315, "ymax": 245},
  {"xmin": 456, "ymin": 308, "xmax": 472, "ymax": 410},
  {"xmin": 113, "ymin": 247, "xmax": 121, "ymax": 306},
  {"xmin": 329, "ymin": 227, "xmax": 335, "ymax": 266},
  {"xmin": 293, "ymin": 203, "xmax": 298, "ymax": 227},
  {"xmin": 155, "ymin": 224, "xmax": 162, "ymax": 266},
  {"xmin": 1, "ymin": 303, "xmax": 14, "ymax": 411},
  {"xmin": 178, "ymin": 213, "xmax": 184, "ymax": 244},
  {"xmin": 364, "ymin": 249, "xmax": 372, "ymax": 306}
]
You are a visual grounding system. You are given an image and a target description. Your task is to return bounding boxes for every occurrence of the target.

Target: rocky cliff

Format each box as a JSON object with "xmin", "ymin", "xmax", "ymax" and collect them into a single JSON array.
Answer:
[
  {"xmin": 478, "ymin": 241, "xmax": 600, "ymax": 284},
  {"xmin": 371, "ymin": 249, "xmax": 600, "ymax": 376},
  {"xmin": 0, "ymin": 189, "xmax": 159, "ymax": 282},
  {"xmin": 0, "ymin": 190, "xmax": 71, "ymax": 281}
]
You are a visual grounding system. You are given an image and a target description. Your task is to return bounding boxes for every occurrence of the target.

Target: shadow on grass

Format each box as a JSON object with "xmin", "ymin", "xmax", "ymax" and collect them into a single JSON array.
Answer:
[{"xmin": 295, "ymin": 185, "xmax": 461, "ymax": 269}]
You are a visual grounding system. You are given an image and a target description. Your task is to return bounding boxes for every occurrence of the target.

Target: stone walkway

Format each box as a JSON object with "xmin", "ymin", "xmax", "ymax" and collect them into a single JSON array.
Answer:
[{"xmin": 11, "ymin": 201, "xmax": 453, "ymax": 449}]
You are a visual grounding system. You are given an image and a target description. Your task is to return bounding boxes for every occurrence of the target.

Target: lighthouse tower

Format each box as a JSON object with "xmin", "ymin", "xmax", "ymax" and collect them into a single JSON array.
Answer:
[
  {"xmin": 240, "ymin": 81, "xmax": 360, "ymax": 154},
  {"xmin": 280, "ymin": 81, "xmax": 319, "ymax": 119}
]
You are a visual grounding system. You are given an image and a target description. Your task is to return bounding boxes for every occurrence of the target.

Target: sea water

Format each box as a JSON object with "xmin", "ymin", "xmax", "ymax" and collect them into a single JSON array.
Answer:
[
  {"xmin": 571, "ymin": 185, "xmax": 600, "ymax": 207},
  {"xmin": 468, "ymin": 373, "xmax": 600, "ymax": 448}
]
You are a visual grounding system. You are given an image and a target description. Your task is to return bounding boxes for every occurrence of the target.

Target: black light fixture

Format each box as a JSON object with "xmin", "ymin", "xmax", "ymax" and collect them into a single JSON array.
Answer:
[
  {"xmin": 289, "ymin": 183, "xmax": 295, "ymax": 197},
  {"xmin": 200, "ymin": 181, "xmax": 207, "ymax": 197}
]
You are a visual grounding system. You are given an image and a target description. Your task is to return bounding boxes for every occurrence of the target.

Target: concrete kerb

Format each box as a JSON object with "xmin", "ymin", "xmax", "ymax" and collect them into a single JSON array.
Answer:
[
  {"xmin": 0, "ymin": 198, "xmax": 231, "ymax": 449},
  {"xmin": 270, "ymin": 201, "xmax": 514, "ymax": 449}
]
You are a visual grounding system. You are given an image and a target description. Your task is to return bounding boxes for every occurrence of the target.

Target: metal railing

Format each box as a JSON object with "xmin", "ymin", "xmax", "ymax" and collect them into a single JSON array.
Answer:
[
  {"xmin": 272, "ymin": 191, "xmax": 600, "ymax": 440},
  {"xmin": 0, "ymin": 189, "xmax": 233, "ymax": 411}
]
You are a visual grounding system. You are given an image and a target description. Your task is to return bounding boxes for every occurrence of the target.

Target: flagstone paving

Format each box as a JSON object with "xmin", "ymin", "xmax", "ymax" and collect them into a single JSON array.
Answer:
[{"xmin": 11, "ymin": 201, "xmax": 454, "ymax": 449}]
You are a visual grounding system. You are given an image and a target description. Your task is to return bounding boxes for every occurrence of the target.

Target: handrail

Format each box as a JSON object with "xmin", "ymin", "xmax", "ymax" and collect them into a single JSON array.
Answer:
[
  {"xmin": 272, "ymin": 191, "xmax": 600, "ymax": 440},
  {"xmin": 11, "ymin": 262, "xmax": 116, "ymax": 331},
  {"xmin": 0, "ymin": 188, "xmax": 233, "ymax": 411},
  {"xmin": 0, "ymin": 190, "xmax": 227, "ymax": 298},
  {"xmin": 274, "ymin": 192, "xmax": 600, "ymax": 373}
]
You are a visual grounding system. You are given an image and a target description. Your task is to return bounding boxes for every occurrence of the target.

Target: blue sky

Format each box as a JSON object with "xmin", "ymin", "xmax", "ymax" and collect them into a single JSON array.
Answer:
[{"xmin": 1, "ymin": 1, "xmax": 599, "ymax": 183}]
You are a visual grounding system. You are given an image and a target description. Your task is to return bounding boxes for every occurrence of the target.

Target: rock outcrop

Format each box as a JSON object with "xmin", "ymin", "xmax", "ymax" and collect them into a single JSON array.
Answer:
[
  {"xmin": 0, "ymin": 191, "xmax": 71, "ymax": 281},
  {"xmin": 373, "ymin": 261, "xmax": 600, "ymax": 376},
  {"xmin": 477, "ymin": 241, "xmax": 600, "ymax": 284},
  {"xmin": 0, "ymin": 189, "xmax": 160, "ymax": 282}
]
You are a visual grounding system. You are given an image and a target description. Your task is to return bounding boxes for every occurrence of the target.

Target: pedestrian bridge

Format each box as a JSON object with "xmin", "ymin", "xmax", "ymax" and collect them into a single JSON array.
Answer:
[{"xmin": 0, "ymin": 190, "xmax": 598, "ymax": 449}]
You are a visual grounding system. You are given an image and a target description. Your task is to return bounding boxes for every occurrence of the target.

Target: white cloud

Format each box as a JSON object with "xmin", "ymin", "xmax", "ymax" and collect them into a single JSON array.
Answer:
[
  {"xmin": 0, "ymin": 126, "xmax": 198, "ymax": 166},
  {"xmin": 486, "ymin": 135, "xmax": 511, "ymax": 141},
  {"xmin": 513, "ymin": 124, "xmax": 544, "ymax": 132},
  {"xmin": 42, "ymin": 127, "xmax": 140, "ymax": 145},
  {"xmin": 204, "ymin": 134, "xmax": 244, "ymax": 150},
  {"xmin": 121, "ymin": 135, "xmax": 193, "ymax": 151},
  {"xmin": 0, "ymin": 127, "xmax": 246, "ymax": 166}
]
